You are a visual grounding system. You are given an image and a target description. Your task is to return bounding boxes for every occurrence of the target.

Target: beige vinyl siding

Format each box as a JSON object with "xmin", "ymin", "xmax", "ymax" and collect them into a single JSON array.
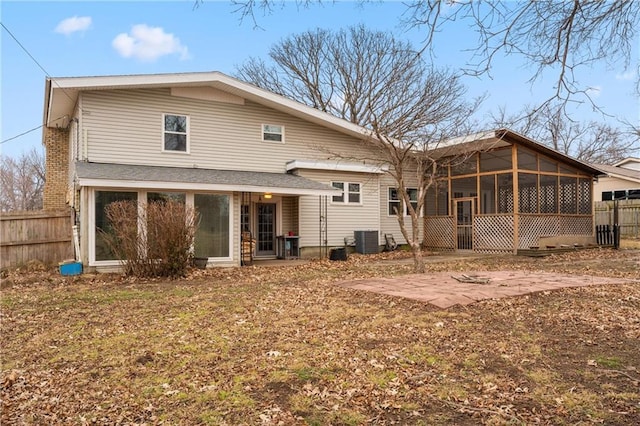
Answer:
[
  {"xmin": 593, "ymin": 176, "xmax": 640, "ymax": 201},
  {"xmin": 379, "ymin": 173, "xmax": 423, "ymax": 245},
  {"xmin": 620, "ymin": 161, "xmax": 640, "ymax": 171},
  {"xmin": 81, "ymin": 89, "xmax": 374, "ymax": 172},
  {"xmin": 281, "ymin": 196, "xmax": 299, "ymax": 235},
  {"xmin": 297, "ymin": 170, "xmax": 380, "ymax": 248}
]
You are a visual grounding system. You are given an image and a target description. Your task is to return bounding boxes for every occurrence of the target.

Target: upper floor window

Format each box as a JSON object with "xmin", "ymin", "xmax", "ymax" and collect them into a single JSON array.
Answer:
[
  {"xmin": 263, "ymin": 124, "xmax": 284, "ymax": 143},
  {"xmin": 332, "ymin": 182, "xmax": 361, "ymax": 204},
  {"xmin": 163, "ymin": 114, "xmax": 188, "ymax": 152},
  {"xmin": 389, "ymin": 187, "xmax": 419, "ymax": 216}
]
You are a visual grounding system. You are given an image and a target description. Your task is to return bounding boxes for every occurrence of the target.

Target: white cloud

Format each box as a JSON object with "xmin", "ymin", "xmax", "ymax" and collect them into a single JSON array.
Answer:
[
  {"xmin": 55, "ymin": 16, "xmax": 92, "ymax": 35},
  {"xmin": 586, "ymin": 85, "xmax": 602, "ymax": 98},
  {"xmin": 112, "ymin": 24, "xmax": 189, "ymax": 62},
  {"xmin": 615, "ymin": 70, "xmax": 636, "ymax": 81}
]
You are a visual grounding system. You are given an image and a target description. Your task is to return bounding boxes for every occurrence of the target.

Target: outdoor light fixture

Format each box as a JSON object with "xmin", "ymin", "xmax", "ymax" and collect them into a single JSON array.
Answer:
[{"xmin": 264, "ymin": 192, "xmax": 272, "ymax": 199}]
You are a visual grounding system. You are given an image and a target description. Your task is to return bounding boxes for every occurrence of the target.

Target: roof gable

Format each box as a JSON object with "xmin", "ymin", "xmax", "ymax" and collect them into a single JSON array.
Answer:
[
  {"xmin": 44, "ymin": 71, "xmax": 368, "ymax": 141},
  {"xmin": 613, "ymin": 157, "xmax": 640, "ymax": 170}
]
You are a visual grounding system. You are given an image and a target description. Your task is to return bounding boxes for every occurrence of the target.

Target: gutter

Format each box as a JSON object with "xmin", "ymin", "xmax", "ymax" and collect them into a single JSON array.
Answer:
[{"xmin": 41, "ymin": 77, "xmax": 52, "ymax": 145}]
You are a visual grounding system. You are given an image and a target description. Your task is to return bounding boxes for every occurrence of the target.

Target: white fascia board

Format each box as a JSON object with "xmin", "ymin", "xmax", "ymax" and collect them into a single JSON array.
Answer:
[
  {"xmin": 77, "ymin": 178, "xmax": 338, "ymax": 196},
  {"xmin": 286, "ymin": 159, "xmax": 388, "ymax": 174},
  {"xmin": 49, "ymin": 72, "xmax": 228, "ymax": 89}
]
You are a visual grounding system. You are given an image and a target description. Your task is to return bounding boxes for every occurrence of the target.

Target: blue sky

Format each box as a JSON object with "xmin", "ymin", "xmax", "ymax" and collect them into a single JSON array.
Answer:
[{"xmin": 1, "ymin": 1, "xmax": 638, "ymax": 159}]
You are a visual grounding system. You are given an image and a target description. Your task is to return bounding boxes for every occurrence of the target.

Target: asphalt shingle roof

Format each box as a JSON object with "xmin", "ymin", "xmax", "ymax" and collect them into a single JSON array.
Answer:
[
  {"xmin": 591, "ymin": 163, "xmax": 640, "ymax": 182},
  {"xmin": 75, "ymin": 162, "xmax": 336, "ymax": 195}
]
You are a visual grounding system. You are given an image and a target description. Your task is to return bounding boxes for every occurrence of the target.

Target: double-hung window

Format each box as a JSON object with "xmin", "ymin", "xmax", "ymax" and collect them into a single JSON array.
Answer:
[
  {"xmin": 331, "ymin": 182, "xmax": 361, "ymax": 204},
  {"xmin": 388, "ymin": 188, "xmax": 419, "ymax": 215},
  {"xmin": 262, "ymin": 124, "xmax": 284, "ymax": 142},
  {"xmin": 163, "ymin": 113, "xmax": 189, "ymax": 152}
]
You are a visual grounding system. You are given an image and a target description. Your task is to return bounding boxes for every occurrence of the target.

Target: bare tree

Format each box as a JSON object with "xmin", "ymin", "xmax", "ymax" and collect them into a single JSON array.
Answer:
[
  {"xmin": 359, "ymin": 73, "xmax": 480, "ymax": 273},
  {"xmin": 491, "ymin": 104, "xmax": 640, "ymax": 164},
  {"xmin": 237, "ymin": 25, "xmax": 431, "ymax": 125},
  {"xmin": 238, "ymin": 26, "xmax": 480, "ymax": 272},
  {"xmin": 222, "ymin": 0, "xmax": 640, "ymax": 110},
  {"xmin": 406, "ymin": 1, "xmax": 639, "ymax": 106},
  {"xmin": 1, "ymin": 148, "xmax": 45, "ymax": 212}
]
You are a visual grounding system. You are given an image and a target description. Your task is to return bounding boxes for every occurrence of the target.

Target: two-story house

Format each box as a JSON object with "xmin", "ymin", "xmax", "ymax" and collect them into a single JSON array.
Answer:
[
  {"xmin": 42, "ymin": 71, "xmax": 601, "ymax": 271},
  {"xmin": 43, "ymin": 72, "xmax": 419, "ymax": 271}
]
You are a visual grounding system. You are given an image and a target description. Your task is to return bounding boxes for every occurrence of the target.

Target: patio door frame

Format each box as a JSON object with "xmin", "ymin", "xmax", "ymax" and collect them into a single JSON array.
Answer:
[{"xmin": 255, "ymin": 202, "xmax": 277, "ymax": 256}]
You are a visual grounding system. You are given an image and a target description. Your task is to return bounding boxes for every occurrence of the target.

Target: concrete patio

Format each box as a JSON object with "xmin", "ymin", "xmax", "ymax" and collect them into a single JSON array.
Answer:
[{"xmin": 336, "ymin": 270, "xmax": 636, "ymax": 309}]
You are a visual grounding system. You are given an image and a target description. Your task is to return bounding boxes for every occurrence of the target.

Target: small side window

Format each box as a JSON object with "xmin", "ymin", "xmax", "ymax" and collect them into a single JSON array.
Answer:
[
  {"xmin": 163, "ymin": 114, "xmax": 188, "ymax": 152},
  {"xmin": 263, "ymin": 124, "xmax": 284, "ymax": 143},
  {"xmin": 388, "ymin": 188, "xmax": 400, "ymax": 215},
  {"xmin": 388, "ymin": 187, "xmax": 418, "ymax": 215},
  {"xmin": 332, "ymin": 181, "xmax": 361, "ymax": 205}
]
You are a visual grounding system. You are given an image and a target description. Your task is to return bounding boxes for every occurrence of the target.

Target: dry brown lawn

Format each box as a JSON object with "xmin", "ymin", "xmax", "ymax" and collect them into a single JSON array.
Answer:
[
  {"xmin": 2, "ymin": 248, "xmax": 639, "ymax": 425},
  {"xmin": 621, "ymin": 238, "xmax": 640, "ymax": 250}
]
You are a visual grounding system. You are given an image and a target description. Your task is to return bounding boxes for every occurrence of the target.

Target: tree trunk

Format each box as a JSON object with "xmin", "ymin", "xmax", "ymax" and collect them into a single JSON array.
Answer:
[{"xmin": 410, "ymin": 241, "xmax": 425, "ymax": 273}]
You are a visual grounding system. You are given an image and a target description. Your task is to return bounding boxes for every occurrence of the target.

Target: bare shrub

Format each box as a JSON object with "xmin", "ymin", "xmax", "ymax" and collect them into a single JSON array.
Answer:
[{"xmin": 102, "ymin": 199, "xmax": 198, "ymax": 278}]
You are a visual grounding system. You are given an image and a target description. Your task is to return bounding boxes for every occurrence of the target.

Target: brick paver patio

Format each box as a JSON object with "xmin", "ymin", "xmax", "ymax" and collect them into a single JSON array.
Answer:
[{"xmin": 337, "ymin": 271, "xmax": 635, "ymax": 308}]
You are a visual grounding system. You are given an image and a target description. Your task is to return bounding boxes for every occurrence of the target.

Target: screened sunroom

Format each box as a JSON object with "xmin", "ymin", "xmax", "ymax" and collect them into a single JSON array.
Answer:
[{"xmin": 423, "ymin": 129, "xmax": 602, "ymax": 253}]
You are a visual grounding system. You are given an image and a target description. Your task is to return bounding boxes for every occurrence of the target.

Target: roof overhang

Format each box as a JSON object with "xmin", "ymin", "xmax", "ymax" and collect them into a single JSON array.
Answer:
[
  {"xmin": 428, "ymin": 128, "xmax": 602, "ymax": 176},
  {"xmin": 589, "ymin": 163, "xmax": 640, "ymax": 184},
  {"xmin": 286, "ymin": 159, "xmax": 388, "ymax": 174},
  {"xmin": 495, "ymin": 129, "xmax": 602, "ymax": 175},
  {"xmin": 75, "ymin": 162, "xmax": 339, "ymax": 196},
  {"xmin": 44, "ymin": 72, "xmax": 372, "ymax": 141}
]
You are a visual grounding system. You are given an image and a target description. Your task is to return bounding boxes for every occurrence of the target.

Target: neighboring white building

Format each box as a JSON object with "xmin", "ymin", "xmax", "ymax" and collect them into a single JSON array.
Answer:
[{"xmin": 592, "ymin": 158, "xmax": 640, "ymax": 201}]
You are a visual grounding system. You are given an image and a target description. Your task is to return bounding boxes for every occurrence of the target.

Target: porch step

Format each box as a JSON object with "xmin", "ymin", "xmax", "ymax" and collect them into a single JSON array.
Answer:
[{"xmin": 517, "ymin": 244, "xmax": 604, "ymax": 257}]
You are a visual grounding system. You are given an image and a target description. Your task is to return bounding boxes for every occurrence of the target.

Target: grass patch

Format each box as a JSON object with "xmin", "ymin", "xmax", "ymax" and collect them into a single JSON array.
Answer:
[{"xmin": 595, "ymin": 356, "xmax": 623, "ymax": 369}]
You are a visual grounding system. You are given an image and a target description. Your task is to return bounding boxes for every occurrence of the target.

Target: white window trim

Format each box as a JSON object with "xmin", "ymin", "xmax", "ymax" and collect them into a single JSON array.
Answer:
[
  {"xmin": 388, "ymin": 187, "xmax": 421, "ymax": 216},
  {"xmin": 262, "ymin": 124, "xmax": 285, "ymax": 144},
  {"xmin": 162, "ymin": 113, "xmax": 190, "ymax": 154},
  {"xmin": 89, "ymin": 188, "xmax": 233, "ymax": 267},
  {"xmin": 330, "ymin": 181, "xmax": 363, "ymax": 205},
  {"xmin": 191, "ymin": 192, "xmax": 234, "ymax": 263},
  {"xmin": 89, "ymin": 188, "xmax": 138, "ymax": 267}
]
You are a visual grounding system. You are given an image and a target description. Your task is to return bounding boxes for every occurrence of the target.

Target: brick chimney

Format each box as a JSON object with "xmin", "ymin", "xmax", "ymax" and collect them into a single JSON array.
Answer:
[{"xmin": 43, "ymin": 126, "xmax": 70, "ymax": 211}]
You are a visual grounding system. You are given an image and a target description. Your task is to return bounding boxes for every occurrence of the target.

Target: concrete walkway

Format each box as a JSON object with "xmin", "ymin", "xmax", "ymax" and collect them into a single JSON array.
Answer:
[{"xmin": 337, "ymin": 271, "xmax": 635, "ymax": 309}]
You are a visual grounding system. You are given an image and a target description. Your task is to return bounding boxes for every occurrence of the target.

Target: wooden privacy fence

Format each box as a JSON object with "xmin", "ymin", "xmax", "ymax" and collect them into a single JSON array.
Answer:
[
  {"xmin": 594, "ymin": 200, "xmax": 640, "ymax": 238},
  {"xmin": 1, "ymin": 210, "xmax": 73, "ymax": 269}
]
